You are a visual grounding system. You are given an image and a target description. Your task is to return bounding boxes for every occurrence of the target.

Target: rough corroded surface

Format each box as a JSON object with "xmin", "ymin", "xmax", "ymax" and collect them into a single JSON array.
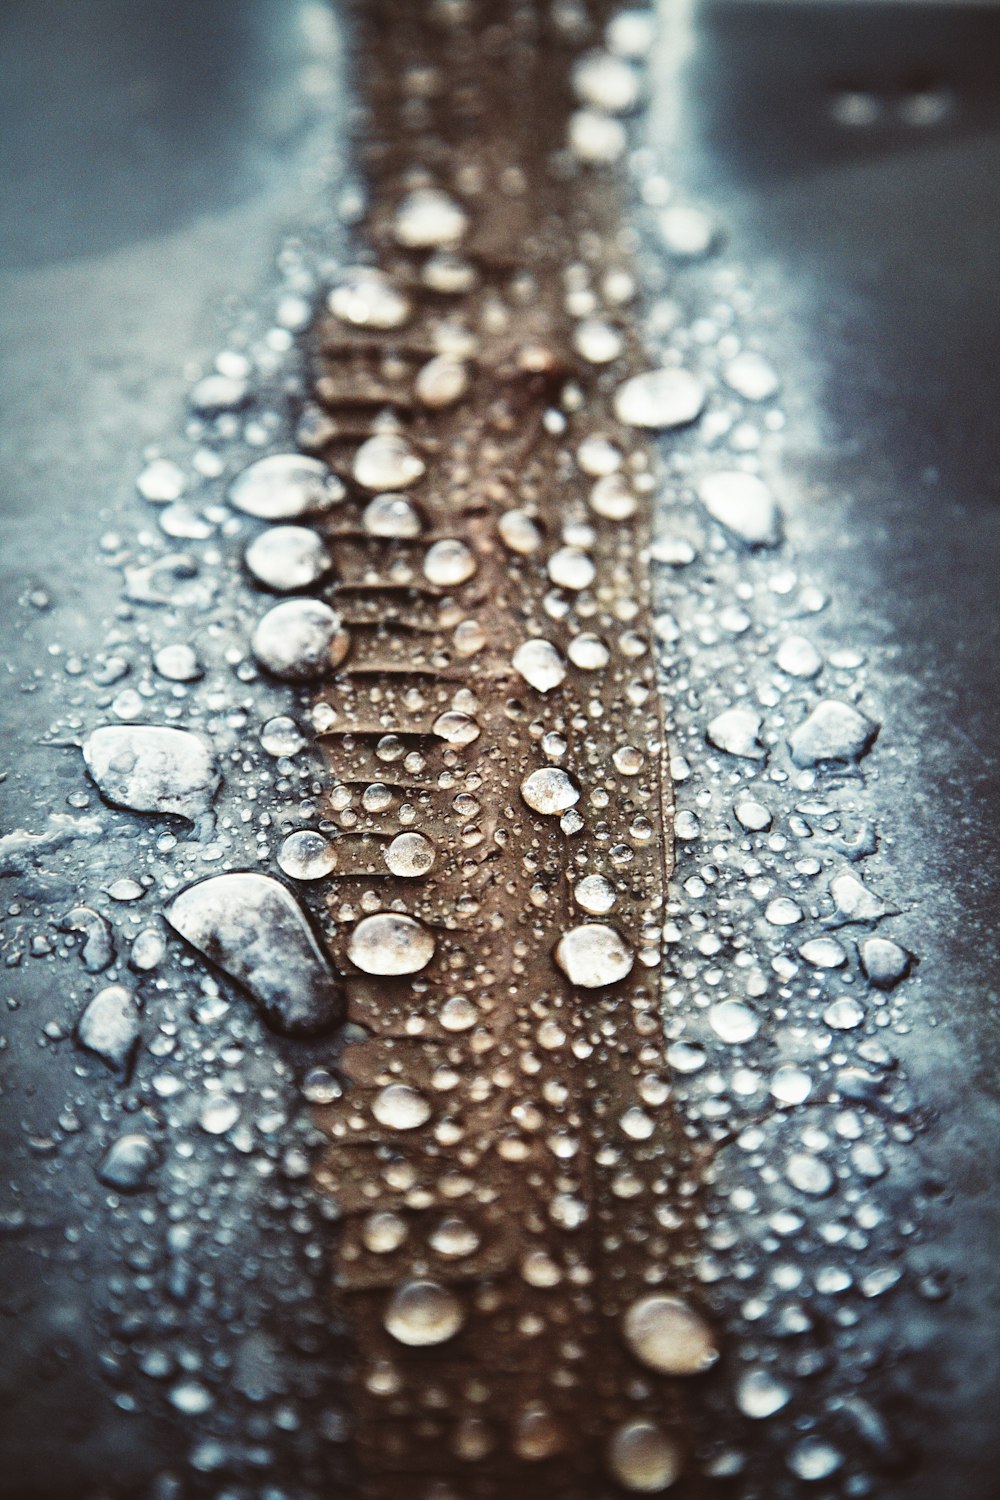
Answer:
[{"xmin": 307, "ymin": 3, "xmax": 708, "ymax": 1494}]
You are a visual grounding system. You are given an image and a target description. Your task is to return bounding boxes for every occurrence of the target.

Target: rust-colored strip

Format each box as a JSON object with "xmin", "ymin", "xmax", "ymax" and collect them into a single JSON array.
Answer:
[{"xmin": 308, "ymin": 3, "xmax": 712, "ymax": 1493}]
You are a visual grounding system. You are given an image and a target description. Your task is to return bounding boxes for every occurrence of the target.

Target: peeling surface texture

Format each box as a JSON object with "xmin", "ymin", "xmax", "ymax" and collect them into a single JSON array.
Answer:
[{"xmin": 305, "ymin": 3, "xmax": 705, "ymax": 1493}]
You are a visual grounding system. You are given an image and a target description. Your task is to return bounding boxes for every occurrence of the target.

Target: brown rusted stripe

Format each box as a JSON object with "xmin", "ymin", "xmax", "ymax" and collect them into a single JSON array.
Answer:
[{"xmin": 308, "ymin": 3, "xmax": 712, "ymax": 1494}]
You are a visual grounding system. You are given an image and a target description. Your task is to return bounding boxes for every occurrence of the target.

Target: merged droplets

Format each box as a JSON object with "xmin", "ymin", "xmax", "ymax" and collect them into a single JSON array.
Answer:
[{"xmin": 328, "ymin": 266, "xmax": 411, "ymax": 329}]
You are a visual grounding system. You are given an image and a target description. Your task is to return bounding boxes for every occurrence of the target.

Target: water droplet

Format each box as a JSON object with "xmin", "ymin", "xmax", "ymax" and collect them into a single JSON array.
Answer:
[
  {"xmin": 384, "ymin": 831, "xmax": 435, "ymax": 878},
  {"xmin": 860, "ymin": 936, "xmax": 911, "ymax": 989},
  {"xmin": 659, "ymin": 203, "xmax": 717, "ymax": 260},
  {"xmin": 521, "ymin": 767, "xmax": 580, "ymax": 816},
  {"xmin": 328, "ymin": 266, "xmax": 411, "ymax": 329},
  {"xmin": 137, "ymin": 458, "xmax": 186, "ymax": 503},
  {"xmin": 260, "ymin": 715, "xmax": 306, "ymax": 757},
  {"xmin": 607, "ymin": 1419, "xmax": 683, "ymax": 1492},
  {"xmin": 498, "ymin": 509, "xmax": 543, "ymax": 554},
  {"xmin": 76, "ymin": 984, "xmax": 140, "ymax": 1073},
  {"xmin": 372, "ymin": 1084, "xmax": 432, "ymax": 1130},
  {"xmin": 785, "ymin": 1151, "xmax": 834, "ymax": 1197},
  {"xmin": 709, "ymin": 999, "xmax": 759, "ymax": 1044},
  {"xmin": 415, "ymin": 354, "xmax": 468, "ymax": 408},
  {"xmin": 353, "ymin": 433, "xmax": 425, "ymax": 491},
  {"xmin": 707, "ymin": 706, "xmax": 765, "ymax": 759},
  {"xmin": 723, "ymin": 349, "xmax": 780, "ymax": 402},
  {"xmin": 554, "ymin": 923, "xmax": 634, "ymax": 987},
  {"xmin": 572, "ymin": 50, "xmax": 641, "ymax": 114},
  {"xmin": 199, "ymin": 1096, "xmax": 240, "ymax": 1135},
  {"xmin": 734, "ymin": 798, "xmax": 772, "ymax": 831},
  {"xmin": 623, "ymin": 1293, "xmax": 719, "ymax": 1375},
  {"xmin": 698, "ymin": 471, "xmax": 781, "ymax": 549},
  {"xmin": 788, "ymin": 699, "xmax": 879, "ymax": 767},
  {"xmin": 770, "ymin": 1064, "xmax": 812, "ymax": 1105},
  {"xmin": 278, "ymin": 830, "xmax": 337, "ymax": 880},
  {"xmin": 614, "ymin": 368, "xmax": 706, "ymax": 430},
  {"xmin": 547, "ymin": 546, "xmax": 595, "ymax": 591},
  {"xmin": 383, "ymin": 1279, "xmax": 464, "ymax": 1346},
  {"xmin": 97, "ymin": 1133, "xmax": 158, "ymax": 1192},
  {"xmin": 567, "ymin": 633, "xmax": 611, "ymax": 670},
  {"xmin": 362, "ymin": 492, "xmax": 422, "ymax": 538},
  {"xmin": 165, "ymin": 873, "xmax": 345, "ymax": 1037},
  {"xmin": 153, "ymin": 643, "xmax": 202, "ymax": 682},
  {"xmin": 83, "ymin": 725, "xmax": 220, "ymax": 820},
  {"xmin": 348, "ymin": 913, "xmax": 435, "ymax": 976},
  {"xmin": 776, "ymin": 635, "xmax": 822, "ymax": 679},
  {"xmin": 788, "ymin": 1436, "xmax": 843, "ymax": 1482},
  {"xmin": 245, "ymin": 525, "xmax": 331, "ymax": 592},
  {"xmin": 229, "ymin": 453, "xmax": 344, "ymax": 520},
  {"xmin": 393, "ymin": 187, "xmax": 468, "ymax": 248},
  {"xmin": 252, "ymin": 599, "xmax": 349, "ymax": 681},
  {"xmin": 568, "ymin": 109, "xmax": 627, "ymax": 164},
  {"xmin": 423, "ymin": 538, "xmax": 477, "ymax": 586},
  {"xmin": 736, "ymin": 1367, "xmax": 791, "ymax": 1419},
  {"xmin": 824, "ymin": 995, "xmax": 865, "ymax": 1030},
  {"xmin": 574, "ymin": 873, "xmax": 617, "ymax": 914},
  {"xmin": 513, "ymin": 638, "xmax": 567, "ymax": 694}
]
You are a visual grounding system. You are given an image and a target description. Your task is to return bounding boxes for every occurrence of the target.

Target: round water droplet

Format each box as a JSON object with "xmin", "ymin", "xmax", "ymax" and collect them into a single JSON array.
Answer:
[
  {"xmin": 607, "ymin": 1419, "xmax": 683, "ymax": 1493},
  {"xmin": 200, "ymin": 1096, "xmax": 240, "ymax": 1135},
  {"xmin": 574, "ymin": 873, "xmax": 616, "ymax": 914},
  {"xmin": 137, "ymin": 458, "xmax": 186, "ymax": 503},
  {"xmin": 521, "ymin": 767, "xmax": 580, "ymax": 816},
  {"xmin": 260, "ymin": 715, "xmax": 306, "ymax": 757},
  {"xmin": 348, "ymin": 913, "xmax": 435, "ymax": 976},
  {"xmin": 153, "ymin": 643, "xmax": 202, "ymax": 682},
  {"xmin": 590, "ymin": 472, "xmax": 637, "ymax": 520},
  {"xmin": 567, "ymin": 633, "xmax": 611, "ymax": 671},
  {"xmin": 278, "ymin": 830, "xmax": 337, "ymax": 880},
  {"xmin": 498, "ymin": 509, "xmax": 543, "ymax": 554},
  {"xmin": 788, "ymin": 1436, "xmax": 843, "ymax": 1482},
  {"xmin": 362, "ymin": 1210, "xmax": 408, "ymax": 1253},
  {"xmin": 698, "ymin": 470, "xmax": 781, "ymax": 549},
  {"xmin": 554, "ymin": 923, "xmax": 634, "ymax": 987},
  {"xmin": 252, "ymin": 599, "xmax": 349, "ymax": 681},
  {"xmin": 547, "ymin": 546, "xmax": 595, "ymax": 591},
  {"xmin": 776, "ymin": 635, "xmax": 823, "ymax": 679},
  {"xmin": 513, "ymin": 638, "xmax": 566, "ymax": 694},
  {"xmin": 574, "ymin": 317, "xmax": 624, "ymax": 364},
  {"xmin": 786, "ymin": 1151, "xmax": 834, "ymax": 1196},
  {"xmin": 623, "ymin": 1294, "xmax": 719, "ymax": 1375},
  {"xmin": 568, "ymin": 109, "xmax": 627, "ymax": 164},
  {"xmin": 424, "ymin": 538, "xmax": 477, "ymax": 586},
  {"xmin": 372, "ymin": 1084, "xmax": 432, "ymax": 1130},
  {"xmin": 770, "ymin": 1064, "xmax": 812, "ymax": 1105},
  {"xmin": 659, "ymin": 203, "xmax": 717, "ymax": 260},
  {"xmin": 383, "ymin": 1279, "xmax": 464, "ymax": 1347},
  {"xmin": 353, "ymin": 433, "xmax": 425, "ymax": 491},
  {"xmin": 362, "ymin": 492, "xmax": 423, "ymax": 538},
  {"xmin": 428, "ymin": 1217, "xmax": 479, "ymax": 1258},
  {"xmin": 384, "ymin": 831, "xmax": 435, "ymax": 878},
  {"xmin": 245, "ymin": 525, "xmax": 331, "ymax": 592},
  {"xmin": 709, "ymin": 999, "xmax": 759, "ymax": 1044},
  {"xmin": 433, "ymin": 710, "xmax": 480, "ymax": 745},
  {"xmin": 573, "ymin": 50, "xmax": 641, "ymax": 113},
  {"xmin": 824, "ymin": 995, "xmax": 865, "ymax": 1030},
  {"xmin": 229, "ymin": 454, "xmax": 344, "ymax": 520},
  {"xmin": 415, "ymin": 355, "xmax": 468, "ymax": 408},
  {"xmin": 723, "ymin": 349, "xmax": 780, "ymax": 402},
  {"xmin": 614, "ymin": 368, "xmax": 706, "ymax": 430}
]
